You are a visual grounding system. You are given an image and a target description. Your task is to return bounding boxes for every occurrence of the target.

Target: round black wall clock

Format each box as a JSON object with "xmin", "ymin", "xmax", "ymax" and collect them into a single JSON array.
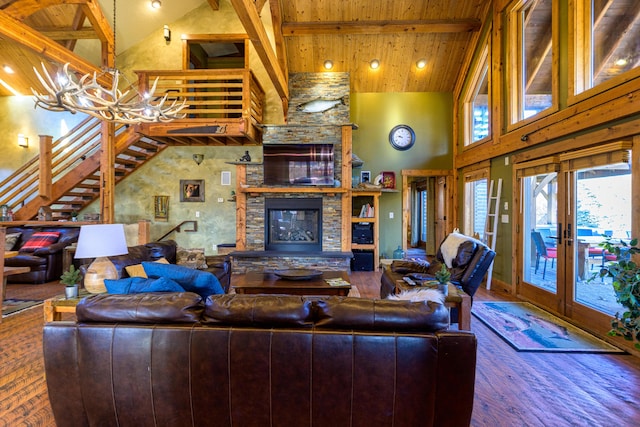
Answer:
[{"xmin": 389, "ymin": 124, "xmax": 415, "ymax": 150}]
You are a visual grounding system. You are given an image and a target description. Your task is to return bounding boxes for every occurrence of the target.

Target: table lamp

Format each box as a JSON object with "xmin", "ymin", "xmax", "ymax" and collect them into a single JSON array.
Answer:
[{"xmin": 74, "ymin": 224, "xmax": 128, "ymax": 293}]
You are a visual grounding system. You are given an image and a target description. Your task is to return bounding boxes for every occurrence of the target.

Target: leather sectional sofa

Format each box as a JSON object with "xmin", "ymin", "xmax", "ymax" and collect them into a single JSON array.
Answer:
[
  {"xmin": 4, "ymin": 226, "xmax": 80, "ymax": 284},
  {"xmin": 43, "ymin": 292, "xmax": 477, "ymax": 427},
  {"xmin": 77, "ymin": 239, "xmax": 232, "ymax": 292}
]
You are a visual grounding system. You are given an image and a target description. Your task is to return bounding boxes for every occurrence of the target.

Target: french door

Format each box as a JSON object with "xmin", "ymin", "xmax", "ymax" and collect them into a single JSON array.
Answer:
[{"xmin": 516, "ymin": 142, "xmax": 631, "ymax": 335}]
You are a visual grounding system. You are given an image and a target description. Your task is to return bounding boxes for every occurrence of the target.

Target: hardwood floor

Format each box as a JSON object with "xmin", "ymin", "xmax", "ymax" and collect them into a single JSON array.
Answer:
[{"xmin": 2, "ymin": 273, "xmax": 640, "ymax": 426}]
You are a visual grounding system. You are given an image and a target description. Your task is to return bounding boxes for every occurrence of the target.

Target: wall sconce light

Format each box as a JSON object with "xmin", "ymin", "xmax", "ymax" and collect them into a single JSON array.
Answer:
[
  {"xmin": 163, "ymin": 25, "xmax": 171, "ymax": 42},
  {"xmin": 323, "ymin": 60, "xmax": 333, "ymax": 70},
  {"xmin": 193, "ymin": 154, "xmax": 204, "ymax": 165},
  {"xmin": 151, "ymin": 0, "xmax": 161, "ymax": 9},
  {"xmin": 416, "ymin": 59, "xmax": 427, "ymax": 69},
  {"xmin": 17, "ymin": 134, "xmax": 28, "ymax": 148},
  {"xmin": 369, "ymin": 59, "xmax": 380, "ymax": 70}
]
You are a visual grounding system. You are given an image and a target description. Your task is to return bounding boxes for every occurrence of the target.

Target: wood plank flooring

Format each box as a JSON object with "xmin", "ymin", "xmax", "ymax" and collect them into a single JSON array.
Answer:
[{"xmin": 1, "ymin": 273, "xmax": 640, "ymax": 426}]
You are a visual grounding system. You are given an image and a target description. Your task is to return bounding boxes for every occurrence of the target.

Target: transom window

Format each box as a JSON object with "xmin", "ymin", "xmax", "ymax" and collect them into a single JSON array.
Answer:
[
  {"xmin": 507, "ymin": 0, "xmax": 557, "ymax": 125},
  {"xmin": 463, "ymin": 39, "xmax": 490, "ymax": 146},
  {"xmin": 571, "ymin": 0, "xmax": 640, "ymax": 98}
]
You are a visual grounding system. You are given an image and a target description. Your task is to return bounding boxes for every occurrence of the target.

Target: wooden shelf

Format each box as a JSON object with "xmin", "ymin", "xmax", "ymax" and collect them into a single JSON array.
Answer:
[
  {"xmin": 350, "ymin": 191, "xmax": 380, "ymax": 270},
  {"xmin": 239, "ymin": 187, "xmax": 348, "ymax": 194}
]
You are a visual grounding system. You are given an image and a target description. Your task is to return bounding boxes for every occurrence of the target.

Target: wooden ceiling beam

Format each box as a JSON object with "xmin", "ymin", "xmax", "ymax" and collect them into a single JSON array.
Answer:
[
  {"xmin": 40, "ymin": 29, "xmax": 97, "ymax": 40},
  {"xmin": 268, "ymin": 0, "xmax": 288, "ymax": 116},
  {"xmin": 207, "ymin": 0, "xmax": 220, "ymax": 10},
  {"xmin": 281, "ymin": 19, "xmax": 481, "ymax": 36},
  {"xmin": 230, "ymin": 0, "xmax": 289, "ymax": 101},
  {"xmin": 1, "ymin": 0, "xmax": 91, "ymax": 20},
  {"xmin": 0, "ymin": 10, "xmax": 111, "ymax": 86}
]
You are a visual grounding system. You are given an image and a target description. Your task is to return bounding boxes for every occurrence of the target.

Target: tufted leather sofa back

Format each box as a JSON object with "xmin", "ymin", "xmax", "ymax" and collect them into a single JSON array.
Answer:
[{"xmin": 44, "ymin": 293, "xmax": 477, "ymax": 427}]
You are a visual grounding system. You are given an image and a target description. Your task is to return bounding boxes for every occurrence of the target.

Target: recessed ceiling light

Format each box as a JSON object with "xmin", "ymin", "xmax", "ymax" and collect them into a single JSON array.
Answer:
[
  {"xmin": 370, "ymin": 59, "xmax": 380, "ymax": 70},
  {"xmin": 323, "ymin": 60, "xmax": 333, "ymax": 70},
  {"xmin": 151, "ymin": 0, "xmax": 161, "ymax": 9},
  {"xmin": 416, "ymin": 59, "xmax": 427, "ymax": 69},
  {"xmin": 3, "ymin": 64, "xmax": 14, "ymax": 74},
  {"xmin": 615, "ymin": 58, "xmax": 628, "ymax": 67}
]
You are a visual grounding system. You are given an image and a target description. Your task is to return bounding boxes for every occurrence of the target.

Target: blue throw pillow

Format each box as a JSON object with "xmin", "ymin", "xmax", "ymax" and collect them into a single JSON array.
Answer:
[
  {"xmin": 104, "ymin": 277, "xmax": 185, "ymax": 294},
  {"xmin": 141, "ymin": 262, "xmax": 224, "ymax": 298}
]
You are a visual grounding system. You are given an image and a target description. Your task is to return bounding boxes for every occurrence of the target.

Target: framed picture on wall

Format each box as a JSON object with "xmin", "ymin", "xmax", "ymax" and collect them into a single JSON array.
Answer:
[
  {"xmin": 360, "ymin": 171, "xmax": 371, "ymax": 183},
  {"xmin": 180, "ymin": 179, "xmax": 204, "ymax": 202},
  {"xmin": 154, "ymin": 195, "xmax": 169, "ymax": 221}
]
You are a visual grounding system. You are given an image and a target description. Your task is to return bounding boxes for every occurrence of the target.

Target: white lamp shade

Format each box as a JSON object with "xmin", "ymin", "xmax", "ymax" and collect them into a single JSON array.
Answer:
[{"xmin": 74, "ymin": 224, "xmax": 129, "ymax": 259}]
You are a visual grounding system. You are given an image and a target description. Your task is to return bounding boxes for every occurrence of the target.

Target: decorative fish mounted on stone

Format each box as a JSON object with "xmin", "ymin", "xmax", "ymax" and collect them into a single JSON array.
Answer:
[{"xmin": 296, "ymin": 96, "xmax": 346, "ymax": 113}]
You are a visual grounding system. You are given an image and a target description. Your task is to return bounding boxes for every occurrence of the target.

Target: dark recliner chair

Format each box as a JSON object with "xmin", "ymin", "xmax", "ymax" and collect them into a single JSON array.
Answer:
[
  {"xmin": 380, "ymin": 232, "xmax": 496, "ymax": 305},
  {"xmin": 4, "ymin": 226, "xmax": 80, "ymax": 283}
]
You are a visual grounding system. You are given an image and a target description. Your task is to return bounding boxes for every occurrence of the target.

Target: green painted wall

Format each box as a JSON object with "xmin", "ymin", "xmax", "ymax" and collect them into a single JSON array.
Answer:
[{"xmin": 350, "ymin": 92, "xmax": 453, "ymax": 258}]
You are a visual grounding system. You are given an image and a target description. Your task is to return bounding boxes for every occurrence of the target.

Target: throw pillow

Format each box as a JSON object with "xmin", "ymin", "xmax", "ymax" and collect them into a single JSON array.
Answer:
[
  {"xmin": 104, "ymin": 276, "xmax": 185, "ymax": 294},
  {"xmin": 125, "ymin": 264, "xmax": 147, "ymax": 278},
  {"xmin": 5, "ymin": 232, "xmax": 21, "ymax": 251},
  {"xmin": 176, "ymin": 247, "xmax": 208, "ymax": 269},
  {"xmin": 20, "ymin": 231, "xmax": 61, "ymax": 252},
  {"xmin": 142, "ymin": 261, "xmax": 224, "ymax": 299},
  {"xmin": 125, "ymin": 258, "xmax": 170, "ymax": 278}
]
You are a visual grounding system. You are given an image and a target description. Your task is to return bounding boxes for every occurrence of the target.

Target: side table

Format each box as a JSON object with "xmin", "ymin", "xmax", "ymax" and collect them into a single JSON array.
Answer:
[
  {"xmin": 43, "ymin": 290, "xmax": 89, "ymax": 322},
  {"xmin": 394, "ymin": 280, "xmax": 471, "ymax": 330}
]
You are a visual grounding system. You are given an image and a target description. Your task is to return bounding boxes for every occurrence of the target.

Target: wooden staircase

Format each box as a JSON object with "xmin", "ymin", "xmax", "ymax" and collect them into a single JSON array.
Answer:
[
  {"xmin": 0, "ymin": 117, "xmax": 169, "ymax": 221},
  {"xmin": 0, "ymin": 68, "xmax": 266, "ymax": 220}
]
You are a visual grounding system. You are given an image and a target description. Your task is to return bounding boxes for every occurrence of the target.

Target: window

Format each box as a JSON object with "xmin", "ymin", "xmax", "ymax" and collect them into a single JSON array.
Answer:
[
  {"xmin": 462, "ymin": 168, "xmax": 489, "ymax": 240},
  {"xmin": 464, "ymin": 39, "xmax": 490, "ymax": 145},
  {"xmin": 571, "ymin": 0, "xmax": 640, "ymax": 99},
  {"xmin": 507, "ymin": 0, "xmax": 557, "ymax": 125}
]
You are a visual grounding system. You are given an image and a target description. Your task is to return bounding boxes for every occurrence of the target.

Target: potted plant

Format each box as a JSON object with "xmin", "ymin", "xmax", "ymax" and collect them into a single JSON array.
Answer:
[
  {"xmin": 70, "ymin": 210, "xmax": 79, "ymax": 222},
  {"xmin": 435, "ymin": 264, "xmax": 451, "ymax": 296},
  {"xmin": 598, "ymin": 237, "xmax": 640, "ymax": 350},
  {"xmin": 60, "ymin": 265, "xmax": 82, "ymax": 299}
]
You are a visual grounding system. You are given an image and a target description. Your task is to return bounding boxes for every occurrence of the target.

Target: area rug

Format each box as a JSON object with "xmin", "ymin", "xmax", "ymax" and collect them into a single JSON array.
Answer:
[
  {"xmin": 1, "ymin": 299, "xmax": 43, "ymax": 318},
  {"xmin": 472, "ymin": 301, "xmax": 624, "ymax": 353}
]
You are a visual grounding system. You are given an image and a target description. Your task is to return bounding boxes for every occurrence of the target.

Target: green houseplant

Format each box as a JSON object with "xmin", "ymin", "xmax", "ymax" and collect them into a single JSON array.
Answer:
[
  {"xmin": 598, "ymin": 237, "xmax": 640, "ymax": 350},
  {"xmin": 435, "ymin": 264, "xmax": 451, "ymax": 296},
  {"xmin": 60, "ymin": 265, "xmax": 82, "ymax": 299}
]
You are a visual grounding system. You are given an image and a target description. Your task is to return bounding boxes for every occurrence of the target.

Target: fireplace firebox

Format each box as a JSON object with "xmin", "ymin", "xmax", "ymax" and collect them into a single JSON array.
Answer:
[{"xmin": 265, "ymin": 198, "xmax": 322, "ymax": 252}]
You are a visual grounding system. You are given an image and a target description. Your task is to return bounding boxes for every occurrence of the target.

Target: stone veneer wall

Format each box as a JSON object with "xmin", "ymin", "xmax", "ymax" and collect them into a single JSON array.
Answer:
[{"xmin": 237, "ymin": 72, "xmax": 351, "ymax": 270}]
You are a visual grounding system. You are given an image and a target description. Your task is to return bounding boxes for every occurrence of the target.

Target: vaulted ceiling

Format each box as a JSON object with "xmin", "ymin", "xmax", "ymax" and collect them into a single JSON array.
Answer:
[{"xmin": 0, "ymin": 0, "xmax": 490, "ymax": 99}]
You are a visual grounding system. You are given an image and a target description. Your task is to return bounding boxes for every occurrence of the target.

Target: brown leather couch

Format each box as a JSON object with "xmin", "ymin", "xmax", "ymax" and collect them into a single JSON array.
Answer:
[
  {"xmin": 77, "ymin": 239, "xmax": 232, "ymax": 292},
  {"xmin": 43, "ymin": 292, "xmax": 477, "ymax": 427},
  {"xmin": 4, "ymin": 226, "xmax": 80, "ymax": 283}
]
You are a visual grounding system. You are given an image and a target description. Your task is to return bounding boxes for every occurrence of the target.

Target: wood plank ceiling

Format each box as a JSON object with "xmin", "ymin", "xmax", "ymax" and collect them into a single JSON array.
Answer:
[
  {"xmin": 279, "ymin": 0, "xmax": 487, "ymax": 93},
  {"xmin": 0, "ymin": 0, "xmax": 487, "ymax": 98}
]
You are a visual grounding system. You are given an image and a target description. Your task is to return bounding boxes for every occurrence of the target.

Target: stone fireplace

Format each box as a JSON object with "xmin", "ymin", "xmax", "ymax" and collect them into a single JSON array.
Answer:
[
  {"xmin": 231, "ymin": 72, "xmax": 353, "ymax": 273},
  {"xmin": 265, "ymin": 197, "xmax": 322, "ymax": 252}
]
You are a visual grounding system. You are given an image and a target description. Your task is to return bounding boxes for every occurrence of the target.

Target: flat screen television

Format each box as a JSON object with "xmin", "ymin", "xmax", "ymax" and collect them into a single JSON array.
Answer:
[{"xmin": 263, "ymin": 144, "xmax": 334, "ymax": 186}]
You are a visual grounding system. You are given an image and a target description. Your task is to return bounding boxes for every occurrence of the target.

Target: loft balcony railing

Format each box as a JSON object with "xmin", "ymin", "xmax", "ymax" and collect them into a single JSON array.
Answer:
[{"xmin": 134, "ymin": 69, "xmax": 265, "ymax": 140}]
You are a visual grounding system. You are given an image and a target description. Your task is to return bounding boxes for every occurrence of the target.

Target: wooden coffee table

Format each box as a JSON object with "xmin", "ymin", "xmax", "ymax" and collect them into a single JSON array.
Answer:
[{"xmin": 233, "ymin": 270, "xmax": 352, "ymax": 296}]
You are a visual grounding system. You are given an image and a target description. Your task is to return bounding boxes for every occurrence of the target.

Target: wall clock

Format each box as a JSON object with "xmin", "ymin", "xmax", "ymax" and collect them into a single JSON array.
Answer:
[{"xmin": 389, "ymin": 124, "xmax": 415, "ymax": 150}]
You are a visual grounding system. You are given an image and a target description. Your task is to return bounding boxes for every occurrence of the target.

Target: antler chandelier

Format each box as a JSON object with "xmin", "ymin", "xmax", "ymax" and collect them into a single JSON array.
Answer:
[
  {"xmin": 31, "ymin": 0, "xmax": 186, "ymax": 124},
  {"xmin": 32, "ymin": 63, "xmax": 185, "ymax": 124}
]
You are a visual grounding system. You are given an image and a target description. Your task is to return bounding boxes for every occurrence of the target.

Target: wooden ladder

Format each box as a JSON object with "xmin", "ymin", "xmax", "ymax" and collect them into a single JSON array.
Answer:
[{"xmin": 483, "ymin": 178, "xmax": 502, "ymax": 290}]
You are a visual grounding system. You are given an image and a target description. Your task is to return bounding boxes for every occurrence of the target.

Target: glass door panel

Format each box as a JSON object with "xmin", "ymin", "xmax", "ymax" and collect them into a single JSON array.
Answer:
[
  {"xmin": 521, "ymin": 172, "xmax": 558, "ymax": 294},
  {"xmin": 573, "ymin": 163, "xmax": 629, "ymax": 316}
]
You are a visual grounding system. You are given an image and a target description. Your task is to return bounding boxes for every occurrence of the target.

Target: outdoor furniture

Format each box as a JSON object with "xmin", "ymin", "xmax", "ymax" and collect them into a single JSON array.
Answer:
[{"xmin": 532, "ymin": 231, "xmax": 557, "ymax": 279}]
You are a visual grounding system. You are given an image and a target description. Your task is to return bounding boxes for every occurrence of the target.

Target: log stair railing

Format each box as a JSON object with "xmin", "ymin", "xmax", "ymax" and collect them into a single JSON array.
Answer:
[{"xmin": 0, "ymin": 116, "xmax": 168, "ymax": 221}]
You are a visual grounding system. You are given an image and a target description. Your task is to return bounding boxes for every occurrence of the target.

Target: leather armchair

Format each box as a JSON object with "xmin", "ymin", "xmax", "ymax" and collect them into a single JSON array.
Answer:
[
  {"xmin": 4, "ymin": 226, "xmax": 80, "ymax": 283},
  {"xmin": 381, "ymin": 232, "xmax": 496, "ymax": 301}
]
